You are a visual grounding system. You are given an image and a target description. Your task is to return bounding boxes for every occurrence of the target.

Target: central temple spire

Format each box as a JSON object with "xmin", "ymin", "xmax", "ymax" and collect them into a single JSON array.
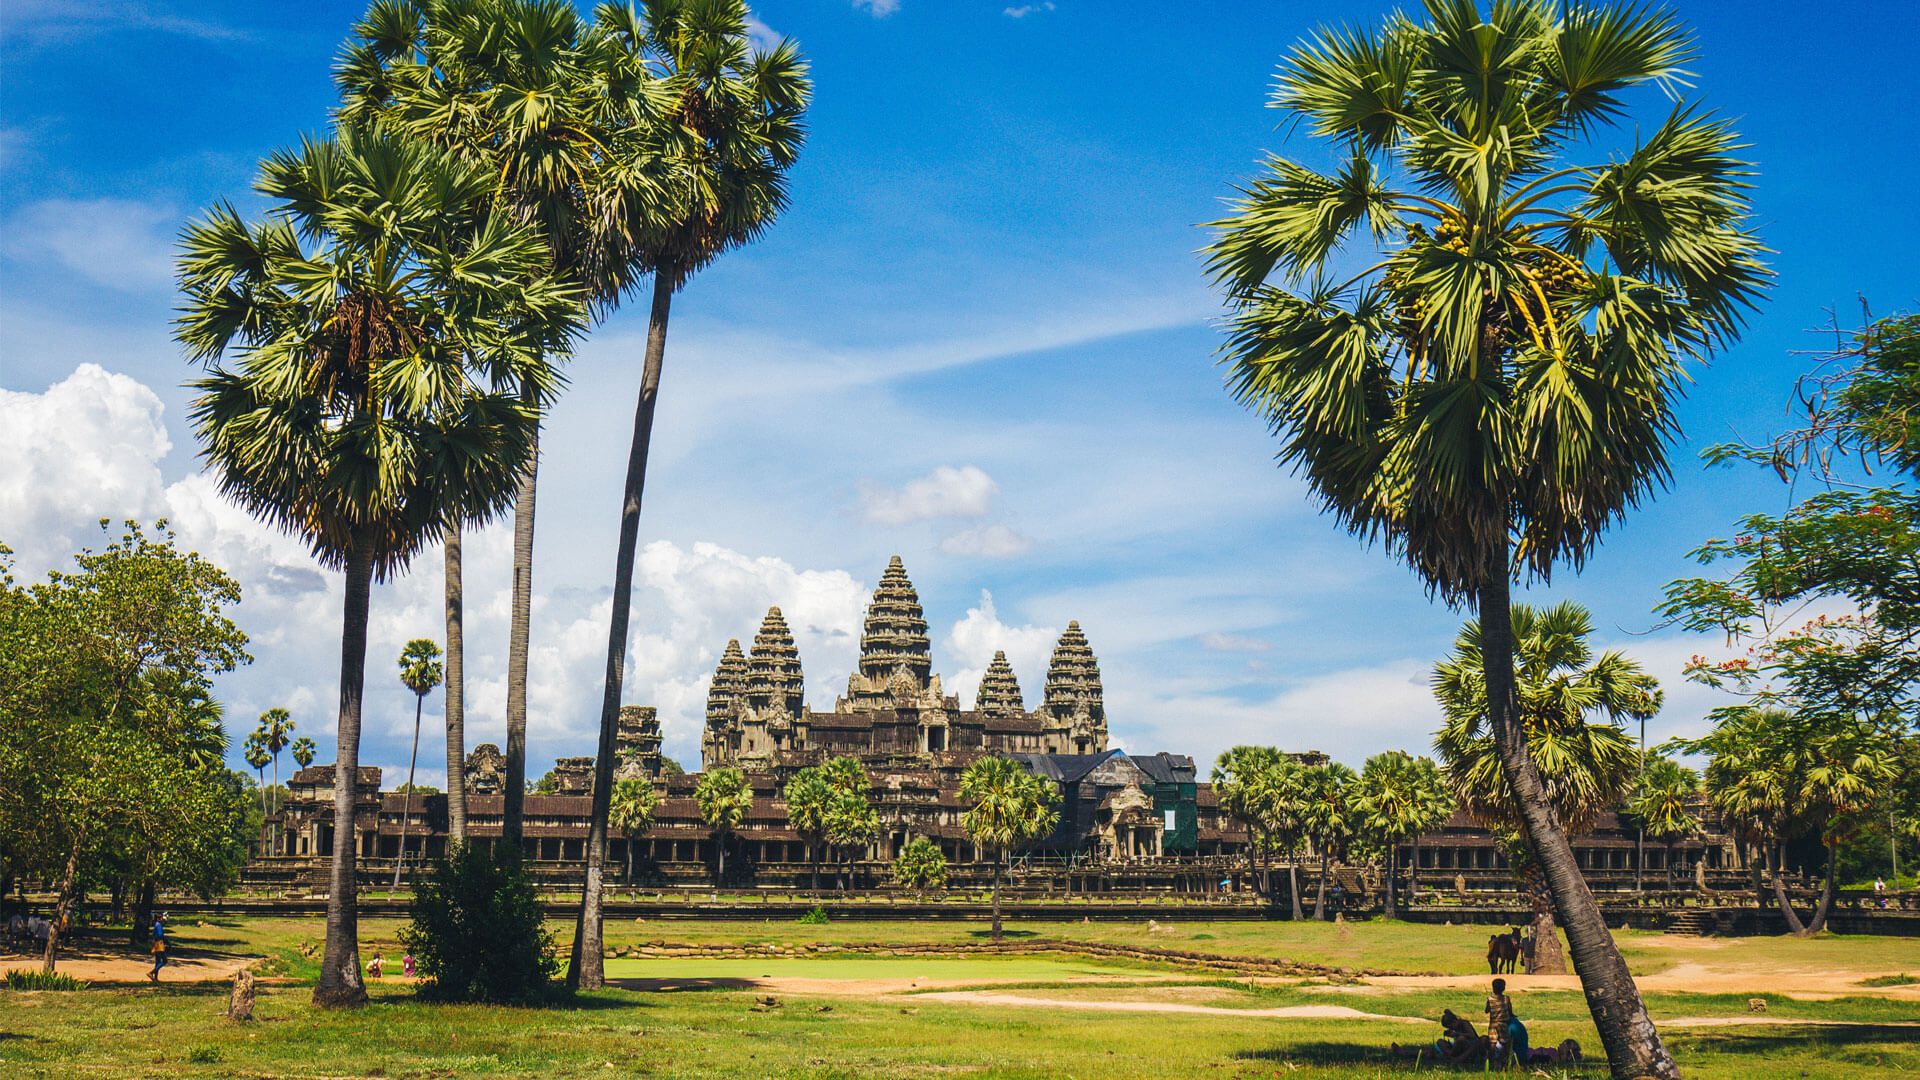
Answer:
[
  {"xmin": 842, "ymin": 555, "xmax": 944, "ymax": 710},
  {"xmin": 746, "ymin": 607, "xmax": 804, "ymax": 719}
]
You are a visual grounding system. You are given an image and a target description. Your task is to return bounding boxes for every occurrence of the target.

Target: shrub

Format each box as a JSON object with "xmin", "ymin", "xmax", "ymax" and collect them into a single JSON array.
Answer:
[
  {"xmin": 186, "ymin": 1046, "xmax": 221, "ymax": 1064},
  {"xmin": 797, "ymin": 905, "xmax": 830, "ymax": 925},
  {"xmin": 402, "ymin": 844, "xmax": 558, "ymax": 1004},
  {"xmin": 891, "ymin": 837, "xmax": 949, "ymax": 893},
  {"xmin": 5, "ymin": 969, "xmax": 88, "ymax": 991}
]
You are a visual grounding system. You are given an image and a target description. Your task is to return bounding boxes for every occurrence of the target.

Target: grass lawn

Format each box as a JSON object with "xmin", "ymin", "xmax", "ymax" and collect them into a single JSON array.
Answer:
[{"xmin": 2, "ymin": 915, "xmax": 1916, "ymax": 1078}]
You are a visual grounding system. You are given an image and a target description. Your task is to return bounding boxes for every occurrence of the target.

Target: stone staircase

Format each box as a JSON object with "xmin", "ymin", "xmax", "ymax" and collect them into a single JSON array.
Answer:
[{"xmin": 1665, "ymin": 910, "xmax": 1715, "ymax": 937}]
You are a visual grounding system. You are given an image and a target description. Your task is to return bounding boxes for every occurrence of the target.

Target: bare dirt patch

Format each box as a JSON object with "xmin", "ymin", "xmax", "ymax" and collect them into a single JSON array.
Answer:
[
  {"xmin": 911, "ymin": 990, "xmax": 1431, "ymax": 1023},
  {"xmin": 1360, "ymin": 962, "xmax": 1920, "ymax": 1002},
  {"xmin": 1, "ymin": 947, "xmax": 250, "ymax": 985}
]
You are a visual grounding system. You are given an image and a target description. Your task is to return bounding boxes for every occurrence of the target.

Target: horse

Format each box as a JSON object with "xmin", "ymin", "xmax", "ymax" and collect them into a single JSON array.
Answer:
[{"xmin": 1486, "ymin": 928, "xmax": 1521, "ymax": 974}]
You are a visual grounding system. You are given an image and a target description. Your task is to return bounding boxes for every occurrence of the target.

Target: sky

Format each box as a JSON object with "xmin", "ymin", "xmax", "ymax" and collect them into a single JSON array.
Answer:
[{"xmin": 2, "ymin": 0, "xmax": 1916, "ymax": 789}]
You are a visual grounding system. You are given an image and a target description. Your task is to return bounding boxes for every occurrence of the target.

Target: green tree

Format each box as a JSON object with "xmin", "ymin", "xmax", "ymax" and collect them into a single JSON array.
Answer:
[
  {"xmin": 892, "ymin": 836, "xmax": 948, "ymax": 897},
  {"xmin": 581, "ymin": 0, "xmax": 808, "ymax": 985},
  {"xmin": 782, "ymin": 767, "xmax": 836, "ymax": 891},
  {"xmin": 1298, "ymin": 761, "xmax": 1357, "ymax": 919},
  {"xmin": 395, "ymin": 638, "xmax": 444, "ymax": 889},
  {"xmin": 609, "ymin": 776, "xmax": 660, "ymax": 883},
  {"xmin": 1205, "ymin": 1, "xmax": 1763, "ymax": 1069},
  {"xmin": 960, "ymin": 756, "xmax": 1059, "ymax": 942},
  {"xmin": 821, "ymin": 757, "xmax": 880, "ymax": 892},
  {"xmin": 0, "ymin": 523, "xmax": 251, "ymax": 973},
  {"xmin": 243, "ymin": 733, "xmax": 272, "ymax": 820},
  {"xmin": 1626, "ymin": 756, "xmax": 1700, "ymax": 888},
  {"xmin": 253, "ymin": 707, "xmax": 295, "ymax": 853},
  {"xmin": 1212, "ymin": 746, "xmax": 1309, "ymax": 916},
  {"xmin": 694, "ymin": 767, "xmax": 752, "ymax": 884},
  {"xmin": 1433, "ymin": 601, "xmax": 1652, "ymax": 971},
  {"xmin": 1352, "ymin": 751, "xmax": 1452, "ymax": 918},
  {"xmin": 292, "ymin": 736, "xmax": 318, "ymax": 770},
  {"xmin": 177, "ymin": 124, "xmax": 580, "ymax": 1007}
]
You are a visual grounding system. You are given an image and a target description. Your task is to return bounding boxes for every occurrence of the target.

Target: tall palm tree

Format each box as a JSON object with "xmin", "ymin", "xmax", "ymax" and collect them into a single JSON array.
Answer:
[
  {"xmin": 1626, "ymin": 756, "xmax": 1699, "ymax": 889},
  {"xmin": 1353, "ymin": 751, "xmax": 1452, "ymax": 917},
  {"xmin": 1434, "ymin": 601, "xmax": 1651, "ymax": 970},
  {"xmin": 177, "ymin": 124, "xmax": 580, "ymax": 1007},
  {"xmin": 572, "ymin": 0, "xmax": 809, "ymax": 991},
  {"xmin": 1212, "ymin": 746, "xmax": 1304, "ymax": 914},
  {"xmin": 394, "ymin": 638, "xmax": 444, "ymax": 889},
  {"xmin": 255, "ymin": 707, "xmax": 296, "ymax": 851},
  {"xmin": 290, "ymin": 736, "xmax": 318, "ymax": 771},
  {"xmin": 337, "ymin": 0, "xmax": 662, "ymax": 852},
  {"xmin": 694, "ymin": 767, "xmax": 752, "ymax": 886},
  {"xmin": 608, "ymin": 776, "xmax": 659, "ymax": 883},
  {"xmin": 1298, "ymin": 761, "xmax": 1356, "ymax": 919},
  {"xmin": 244, "ymin": 733, "xmax": 272, "ymax": 825},
  {"xmin": 1206, "ymin": 6, "xmax": 1762, "ymax": 1065},
  {"xmin": 960, "ymin": 755, "xmax": 1059, "ymax": 942},
  {"xmin": 783, "ymin": 767, "xmax": 835, "ymax": 891}
]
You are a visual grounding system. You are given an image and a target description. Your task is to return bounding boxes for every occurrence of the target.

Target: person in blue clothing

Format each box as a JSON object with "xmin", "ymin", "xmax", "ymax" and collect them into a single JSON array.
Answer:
[{"xmin": 148, "ymin": 912, "xmax": 168, "ymax": 982}]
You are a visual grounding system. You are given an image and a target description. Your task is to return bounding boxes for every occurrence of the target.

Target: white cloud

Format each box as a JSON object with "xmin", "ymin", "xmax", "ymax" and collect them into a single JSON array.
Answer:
[
  {"xmin": 2, "ymin": 197, "xmax": 177, "ymax": 292},
  {"xmin": 939, "ymin": 523, "xmax": 1034, "ymax": 559},
  {"xmin": 1003, "ymin": 2, "xmax": 1055, "ymax": 17},
  {"xmin": 744, "ymin": 11, "xmax": 782, "ymax": 52},
  {"xmin": 860, "ymin": 464, "xmax": 998, "ymax": 526},
  {"xmin": 943, "ymin": 590, "xmax": 1057, "ymax": 708},
  {"xmin": 853, "ymin": 0, "xmax": 900, "ymax": 16},
  {"xmin": 1201, "ymin": 632, "xmax": 1272, "ymax": 653},
  {"xmin": 4, "ymin": 1, "xmax": 251, "ymax": 45}
]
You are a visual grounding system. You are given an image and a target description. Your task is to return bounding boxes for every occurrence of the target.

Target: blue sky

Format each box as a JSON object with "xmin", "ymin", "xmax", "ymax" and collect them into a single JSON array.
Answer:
[{"xmin": 2, "ymin": 0, "xmax": 1915, "ymax": 785}]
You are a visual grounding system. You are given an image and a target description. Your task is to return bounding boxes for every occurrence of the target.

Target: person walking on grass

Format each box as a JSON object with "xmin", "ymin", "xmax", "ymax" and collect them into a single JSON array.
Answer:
[{"xmin": 147, "ymin": 913, "xmax": 168, "ymax": 982}]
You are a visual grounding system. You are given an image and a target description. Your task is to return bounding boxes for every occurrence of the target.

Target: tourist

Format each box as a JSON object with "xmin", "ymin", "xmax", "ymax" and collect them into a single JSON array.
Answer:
[
  {"xmin": 402, "ymin": 953, "xmax": 415, "ymax": 978},
  {"xmin": 1329, "ymin": 882, "xmax": 1345, "ymax": 916},
  {"xmin": 368, "ymin": 953, "xmax": 384, "ymax": 980},
  {"xmin": 1519, "ymin": 927, "xmax": 1537, "ymax": 973},
  {"xmin": 1875, "ymin": 877, "xmax": 1887, "ymax": 909},
  {"xmin": 1390, "ymin": 1009, "xmax": 1486, "ymax": 1065},
  {"xmin": 148, "ymin": 913, "xmax": 168, "ymax": 982},
  {"xmin": 1526, "ymin": 1038, "xmax": 1582, "ymax": 1066},
  {"xmin": 1485, "ymin": 977, "xmax": 1529, "ymax": 1065}
]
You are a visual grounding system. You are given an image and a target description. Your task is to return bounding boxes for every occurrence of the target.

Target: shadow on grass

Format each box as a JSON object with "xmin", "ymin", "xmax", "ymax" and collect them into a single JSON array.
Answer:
[
  {"xmin": 1236, "ymin": 1043, "xmax": 1607, "ymax": 1074},
  {"xmin": 1671, "ymin": 1025, "xmax": 1920, "ymax": 1055},
  {"xmin": 965, "ymin": 930, "xmax": 1039, "ymax": 939},
  {"xmin": 608, "ymin": 977, "xmax": 754, "ymax": 994}
]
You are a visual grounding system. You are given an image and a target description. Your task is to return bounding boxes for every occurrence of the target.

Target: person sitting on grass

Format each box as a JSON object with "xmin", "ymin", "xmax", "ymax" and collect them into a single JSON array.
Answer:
[
  {"xmin": 1485, "ymin": 977, "xmax": 1529, "ymax": 1065},
  {"xmin": 1526, "ymin": 1038, "xmax": 1582, "ymax": 1066},
  {"xmin": 367, "ymin": 953, "xmax": 384, "ymax": 980},
  {"xmin": 1390, "ymin": 1008, "xmax": 1488, "ymax": 1065}
]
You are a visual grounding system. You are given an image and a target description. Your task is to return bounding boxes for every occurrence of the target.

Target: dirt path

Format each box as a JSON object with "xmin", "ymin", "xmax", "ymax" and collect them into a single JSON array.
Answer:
[
  {"xmin": 1360, "ymin": 963, "xmax": 1920, "ymax": 1002},
  {"xmin": 912, "ymin": 991, "xmax": 1429, "ymax": 1023},
  {"xmin": 1, "ymin": 949, "xmax": 249, "ymax": 984},
  {"xmin": 612, "ymin": 972, "xmax": 1201, "ymax": 995}
]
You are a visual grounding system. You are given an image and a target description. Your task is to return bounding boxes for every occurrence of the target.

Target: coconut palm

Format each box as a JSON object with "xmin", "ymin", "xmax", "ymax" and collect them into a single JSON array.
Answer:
[
  {"xmin": 394, "ymin": 638, "xmax": 443, "ymax": 889},
  {"xmin": 291, "ymin": 736, "xmax": 317, "ymax": 771},
  {"xmin": 577, "ymin": 0, "xmax": 808, "ymax": 985},
  {"xmin": 337, "ymin": 0, "xmax": 666, "ymax": 856},
  {"xmin": 1433, "ymin": 600, "xmax": 1653, "ymax": 971},
  {"xmin": 177, "ymin": 124, "xmax": 580, "ymax": 1007},
  {"xmin": 961, "ymin": 755, "xmax": 1059, "ymax": 942},
  {"xmin": 1626, "ymin": 756, "xmax": 1699, "ymax": 888},
  {"xmin": 694, "ymin": 767, "xmax": 752, "ymax": 885},
  {"xmin": 1298, "ymin": 761, "xmax": 1357, "ymax": 919},
  {"xmin": 1205, "ymin": 0, "xmax": 1763, "ymax": 1070},
  {"xmin": 608, "ymin": 776, "xmax": 659, "ymax": 883},
  {"xmin": 1353, "ymin": 751, "xmax": 1452, "ymax": 918}
]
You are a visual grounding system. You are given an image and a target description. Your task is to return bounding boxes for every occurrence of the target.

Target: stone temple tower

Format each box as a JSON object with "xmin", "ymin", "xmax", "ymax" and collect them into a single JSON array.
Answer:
[
  {"xmin": 702, "ymin": 638, "xmax": 748, "ymax": 767},
  {"xmin": 974, "ymin": 650, "xmax": 1025, "ymax": 718},
  {"xmin": 838, "ymin": 555, "xmax": 949, "ymax": 713},
  {"xmin": 740, "ymin": 606, "xmax": 804, "ymax": 758},
  {"xmin": 1042, "ymin": 620, "xmax": 1107, "ymax": 754}
]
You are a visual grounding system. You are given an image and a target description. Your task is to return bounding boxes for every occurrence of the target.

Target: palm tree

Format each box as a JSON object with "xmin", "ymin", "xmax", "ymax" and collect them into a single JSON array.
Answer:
[
  {"xmin": 576, "ymin": 0, "xmax": 808, "ymax": 988},
  {"xmin": 394, "ymin": 638, "xmax": 444, "ymax": 889},
  {"xmin": 177, "ymin": 124, "xmax": 579, "ymax": 1007},
  {"xmin": 783, "ymin": 766, "xmax": 836, "ymax": 891},
  {"xmin": 1353, "ymin": 751, "xmax": 1452, "ymax": 918},
  {"xmin": 1434, "ymin": 601, "xmax": 1652, "ymax": 971},
  {"xmin": 255, "ymin": 707, "xmax": 296, "ymax": 851},
  {"xmin": 961, "ymin": 756, "xmax": 1060, "ymax": 942},
  {"xmin": 338, "ymin": 0, "xmax": 645, "ymax": 854},
  {"xmin": 243, "ymin": 733, "xmax": 272, "ymax": 825},
  {"xmin": 290, "ymin": 736, "xmax": 317, "ymax": 771},
  {"xmin": 821, "ymin": 757, "xmax": 879, "ymax": 891},
  {"xmin": 694, "ymin": 767, "xmax": 752, "ymax": 885},
  {"xmin": 1205, "ymin": 1, "xmax": 1763, "ymax": 1071},
  {"xmin": 1627, "ymin": 756, "xmax": 1700, "ymax": 889},
  {"xmin": 1298, "ymin": 761, "xmax": 1356, "ymax": 919},
  {"xmin": 1212, "ymin": 746, "xmax": 1305, "ymax": 915},
  {"xmin": 608, "ymin": 776, "xmax": 659, "ymax": 883}
]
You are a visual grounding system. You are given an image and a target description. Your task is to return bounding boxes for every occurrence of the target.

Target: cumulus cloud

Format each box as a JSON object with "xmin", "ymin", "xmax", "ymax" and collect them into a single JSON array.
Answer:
[
  {"xmin": 1200, "ymin": 632, "xmax": 1271, "ymax": 653},
  {"xmin": 1003, "ymin": 2, "xmax": 1055, "ymax": 17},
  {"xmin": 939, "ymin": 523, "xmax": 1033, "ymax": 559},
  {"xmin": 1, "ymin": 197, "xmax": 177, "ymax": 291},
  {"xmin": 943, "ymin": 590, "xmax": 1057, "ymax": 708},
  {"xmin": 860, "ymin": 464, "xmax": 998, "ymax": 526},
  {"xmin": 852, "ymin": 0, "xmax": 900, "ymax": 16}
]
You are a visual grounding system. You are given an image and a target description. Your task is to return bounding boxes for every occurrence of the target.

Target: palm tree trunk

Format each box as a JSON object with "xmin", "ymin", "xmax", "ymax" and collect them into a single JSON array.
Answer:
[
  {"xmin": 1806, "ymin": 840, "xmax": 1838, "ymax": 935},
  {"xmin": 1383, "ymin": 847, "xmax": 1396, "ymax": 919},
  {"xmin": 1479, "ymin": 545, "xmax": 1674, "ymax": 1078},
  {"xmin": 1771, "ymin": 843, "xmax": 1810, "ymax": 935},
  {"xmin": 393, "ymin": 693, "xmax": 423, "ymax": 891},
  {"xmin": 314, "ymin": 540, "xmax": 375, "ymax": 1008},
  {"xmin": 443, "ymin": 530, "xmax": 467, "ymax": 845},
  {"xmin": 992, "ymin": 852, "xmax": 1004, "ymax": 942},
  {"xmin": 41, "ymin": 832, "xmax": 82, "ymax": 973},
  {"xmin": 502, "ymin": 418, "xmax": 541, "ymax": 853},
  {"xmin": 1410, "ymin": 836, "xmax": 1420, "ymax": 906},
  {"xmin": 1314, "ymin": 852, "xmax": 1329, "ymax": 920},
  {"xmin": 271, "ymin": 752, "xmax": 281, "ymax": 854},
  {"xmin": 570, "ymin": 273, "xmax": 676, "ymax": 992},
  {"xmin": 625, "ymin": 836, "xmax": 634, "ymax": 884},
  {"xmin": 1521, "ymin": 858, "xmax": 1566, "ymax": 974},
  {"xmin": 1287, "ymin": 849, "xmax": 1303, "ymax": 921},
  {"xmin": 1747, "ymin": 841, "xmax": 1765, "ymax": 908}
]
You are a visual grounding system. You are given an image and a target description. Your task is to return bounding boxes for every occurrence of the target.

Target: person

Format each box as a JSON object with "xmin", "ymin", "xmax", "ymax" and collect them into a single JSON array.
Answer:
[
  {"xmin": 402, "ymin": 953, "xmax": 415, "ymax": 979},
  {"xmin": 1526, "ymin": 1038, "xmax": 1582, "ymax": 1065},
  {"xmin": 1391, "ymin": 1009, "xmax": 1487, "ymax": 1065},
  {"xmin": 367, "ymin": 953, "xmax": 384, "ymax": 980},
  {"xmin": 1876, "ymin": 878, "xmax": 1888, "ymax": 909},
  {"xmin": 1519, "ymin": 927, "xmax": 1537, "ymax": 973},
  {"xmin": 148, "ymin": 913, "xmax": 169, "ymax": 982},
  {"xmin": 1329, "ymin": 882, "xmax": 1345, "ymax": 916},
  {"xmin": 1485, "ymin": 977, "xmax": 1529, "ymax": 1066}
]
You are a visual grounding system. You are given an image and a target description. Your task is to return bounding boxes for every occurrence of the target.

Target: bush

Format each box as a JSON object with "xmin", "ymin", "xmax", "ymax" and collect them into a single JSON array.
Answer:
[
  {"xmin": 186, "ymin": 1046, "xmax": 221, "ymax": 1064},
  {"xmin": 891, "ymin": 836, "xmax": 949, "ymax": 892},
  {"xmin": 402, "ymin": 844, "xmax": 558, "ymax": 1004},
  {"xmin": 5, "ymin": 969, "xmax": 88, "ymax": 990},
  {"xmin": 798, "ymin": 905, "xmax": 830, "ymax": 925}
]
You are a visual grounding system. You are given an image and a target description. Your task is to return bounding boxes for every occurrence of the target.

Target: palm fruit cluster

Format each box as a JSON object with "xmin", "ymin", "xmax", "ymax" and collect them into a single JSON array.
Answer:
[
  {"xmin": 1384, "ymin": 263, "xmax": 1430, "ymax": 341},
  {"xmin": 1522, "ymin": 248, "xmax": 1586, "ymax": 297},
  {"xmin": 1433, "ymin": 214, "xmax": 1471, "ymax": 255}
]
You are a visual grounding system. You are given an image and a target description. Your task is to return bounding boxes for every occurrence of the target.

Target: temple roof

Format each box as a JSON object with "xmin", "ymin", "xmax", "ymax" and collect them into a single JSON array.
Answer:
[
  {"xmin": 975, "ymin": 650, "xmax": 1025, "ymax": 717},
  {"xmin": 1043, "ymin": 620, "xmax": 1105, "ymax": 726},
  {"xmin": 747, "ymin": 608, "xmax": 804, "ymax": 717},
  {"xmin": 706, "ymin": 638, "xmax": 748, "ymax": 728}
]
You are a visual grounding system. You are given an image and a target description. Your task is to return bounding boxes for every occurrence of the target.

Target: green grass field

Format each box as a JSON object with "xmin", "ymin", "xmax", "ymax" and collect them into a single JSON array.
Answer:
[{"xmin": 3, "ymin": 915, "xmax": 1916, "ymax": 1078}]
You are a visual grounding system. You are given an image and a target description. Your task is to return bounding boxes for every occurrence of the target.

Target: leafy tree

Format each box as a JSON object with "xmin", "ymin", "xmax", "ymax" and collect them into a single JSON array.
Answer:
[
  {"xmin": 0, "ymin": 523, "xmax": 251, "ymax": 972},
  {"xmin": 290, "ymin": 736, "xmax": 317, "ymax": 770},
  {"xmin": 403, "ymin": 844, "xmax": 557, "ymax": 1003},
  {"xmin": 1352, "ymin": 751, "xmax": 1452, "ymax": 918},
  {"xmin": 892, "ymin": 836, "xmax": 948, "ymax": 896},
  {"xmin": 1212, "ymin": 746, "xmax": 1309, "ymax": 916},
  {"xmin": 1298, "ymin": 761, "xmax": 1358, "ymax": 919},
  {"xmin": 819, "ymin": 757, "xmax": 879, "ymax": 891},
  {"xmin": 658, "ymin": 755, "xmax": 686, "ymax": 777},
  {"xmin": 1434, "ymin": 601, "xmax": 1652, "ymax": 971},
  {"xmin": 1205, "ymin": 0, "xmax": 1762, "ymax": 1069},
  {"xmin": 694, "ymin": 767, "xmax": 752, "ymax": 884},
  {"xmin": 581, "ymin": 0, "xmax": 808, "ymax": 987},
  {"xmin": 961, "ymin": 756, "xmax": 1059, "ymax": 942},
  {"xmin": 244, "ymin": 733, "xmax": 272, "ymax": 820},
  {"xmin": 395, "ymin": 638, "xmax": 444, "ymax": 888},
  {"xmin": 609, "ymin": 776, "xmax": 659, "ymax": 883},
  {"xmin": 783, "ymin": 767, "xmax": 836, "ymax": 891},
  {"xmin": 1626, "ymin": 756, "xmax": 1701, "ymax": 888},
  {"xmin": 177, "ymin": 124, "xmax": 579, "ymax": 1007}
]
